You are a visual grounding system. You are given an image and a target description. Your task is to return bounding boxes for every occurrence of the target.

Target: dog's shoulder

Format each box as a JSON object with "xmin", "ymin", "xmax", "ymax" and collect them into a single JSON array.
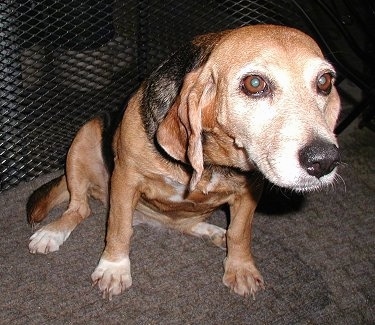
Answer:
[{"xmin": 140, "ymin": 31, "xmax": 227, "ymax": 139}]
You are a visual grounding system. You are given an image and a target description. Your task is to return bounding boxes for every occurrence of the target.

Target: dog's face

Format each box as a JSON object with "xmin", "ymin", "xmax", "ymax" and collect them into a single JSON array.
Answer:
[
  {"xmin": 154, "ymin": 25, "xmax": 341, "ymax": 191},
  {"xmin": 210, "ymin": 26, "xmax": 341, "ymax": 190}
]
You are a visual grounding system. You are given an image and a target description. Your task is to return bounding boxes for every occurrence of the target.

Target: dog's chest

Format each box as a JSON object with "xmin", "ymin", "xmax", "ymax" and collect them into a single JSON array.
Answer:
[{"xmin": 140, "ymin": 169, "xmax": 245, "ymax": 215}]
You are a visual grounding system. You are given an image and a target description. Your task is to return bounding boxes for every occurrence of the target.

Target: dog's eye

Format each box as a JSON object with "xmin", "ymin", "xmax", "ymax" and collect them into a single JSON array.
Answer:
[
  {"xmin": 242, "ymin": 75, "xmax": 268, "ymax": 96},
  {"xmin": 317, "ymin": 72, "xmax": 333, "ymax": 94}
]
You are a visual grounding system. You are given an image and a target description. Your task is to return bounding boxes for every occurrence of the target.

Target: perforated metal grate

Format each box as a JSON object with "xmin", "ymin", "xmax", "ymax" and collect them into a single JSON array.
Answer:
[{"xmin": 1, "ymin": 0, "xmax": 304, "ymax": 191}]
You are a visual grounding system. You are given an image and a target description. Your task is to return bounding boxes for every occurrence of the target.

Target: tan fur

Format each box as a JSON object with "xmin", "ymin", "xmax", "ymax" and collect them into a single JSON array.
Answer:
[{"xmin": 28, "ymin": 25, "xmax": 341, "ymax": 299}]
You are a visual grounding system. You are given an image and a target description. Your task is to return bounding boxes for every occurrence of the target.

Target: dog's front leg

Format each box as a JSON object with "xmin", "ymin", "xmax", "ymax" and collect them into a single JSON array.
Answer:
[
  {"xmin": 91, "ymin": 163, "xmax": 139, "ymax": 300},
  {"xmin": 223, "ymin": 180, "xmax": 264, "ymax": 298}
]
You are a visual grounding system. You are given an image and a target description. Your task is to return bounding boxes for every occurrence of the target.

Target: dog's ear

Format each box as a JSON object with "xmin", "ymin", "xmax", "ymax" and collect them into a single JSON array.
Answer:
[
  {"xmin": 156, "ymin": 67, "xmax": 217, "ymax": 190},
  {"xmin": 143, "ymin": 32, "xmax": 226, "ymax": 190}
]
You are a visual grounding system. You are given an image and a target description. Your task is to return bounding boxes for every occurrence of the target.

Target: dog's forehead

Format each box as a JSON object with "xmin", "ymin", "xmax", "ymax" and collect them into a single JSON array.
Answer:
[{"xmin": 210, "ymin": 25, "xmax": 324, "ymax": 67}]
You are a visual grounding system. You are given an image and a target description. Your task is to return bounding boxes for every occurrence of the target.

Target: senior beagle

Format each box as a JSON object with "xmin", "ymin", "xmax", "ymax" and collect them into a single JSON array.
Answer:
[{"xmin": 27, "ymin": 25, "xmax": 341, "ymax": 299}]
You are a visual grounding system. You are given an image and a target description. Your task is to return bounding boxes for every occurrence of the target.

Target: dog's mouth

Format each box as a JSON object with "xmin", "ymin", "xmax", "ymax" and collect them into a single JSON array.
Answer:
[
  {"xmin": 286, "ymin": 170, "xmax": 339, "ymax": 192},
  {"xmin": 264, "ymin": 164, "xmax": 339, "ymax": 193}
]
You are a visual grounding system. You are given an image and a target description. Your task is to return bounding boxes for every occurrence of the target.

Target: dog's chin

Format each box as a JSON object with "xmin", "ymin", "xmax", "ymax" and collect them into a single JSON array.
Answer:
[
  {"xmin": 257, "ymin": 158, "xmax": 337, "ymax": 192},
  {"xmin": 260, "ymin": 165, "xmax": 338, "ymax": 193}
]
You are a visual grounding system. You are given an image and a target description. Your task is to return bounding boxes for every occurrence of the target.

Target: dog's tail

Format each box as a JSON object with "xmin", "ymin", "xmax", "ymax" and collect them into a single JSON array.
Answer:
[{"xmin": 27, "ymin": 174, "xmax": 70, "ymax": 225}]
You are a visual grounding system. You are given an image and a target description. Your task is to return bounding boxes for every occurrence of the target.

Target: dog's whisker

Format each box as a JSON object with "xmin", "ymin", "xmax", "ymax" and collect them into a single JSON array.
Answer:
[{"xmin": 334, "ymin": 173, "xmax": 347, "ymax": 192}]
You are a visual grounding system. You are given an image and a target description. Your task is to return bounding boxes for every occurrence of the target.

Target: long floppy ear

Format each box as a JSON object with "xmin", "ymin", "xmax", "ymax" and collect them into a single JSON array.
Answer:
[
  {"xmin": 142, "ymin": 32, "xmax": 226, "ymax": 190},
  {"xmin": 156, "ymin": 67, "xmax": 217, "ymax": 190}
]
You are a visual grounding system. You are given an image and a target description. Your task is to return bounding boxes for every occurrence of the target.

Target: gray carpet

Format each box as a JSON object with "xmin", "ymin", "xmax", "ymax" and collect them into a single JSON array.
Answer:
[{"xmin": 1, "ymin": 121, "xmax": 374, "ymax": 324}]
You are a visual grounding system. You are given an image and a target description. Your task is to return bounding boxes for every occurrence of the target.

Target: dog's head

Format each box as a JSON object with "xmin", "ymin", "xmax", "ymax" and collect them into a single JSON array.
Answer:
[{"xmin": 144, "ymin": 25, "xmax": 341, "ymax": 191}]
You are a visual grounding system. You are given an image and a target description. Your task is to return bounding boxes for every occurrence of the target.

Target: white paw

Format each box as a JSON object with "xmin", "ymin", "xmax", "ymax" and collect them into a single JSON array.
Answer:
[
  {"xmin": 29, "ymin": 228, "xmax": 71, "ymax": 254},
  {"xmin": 91, "ymin": 257, "xmax": 132, "ymax": 300}
]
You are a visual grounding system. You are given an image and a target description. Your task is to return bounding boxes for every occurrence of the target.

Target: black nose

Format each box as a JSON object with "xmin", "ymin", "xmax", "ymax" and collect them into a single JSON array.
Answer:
[{"xmin": 299, "ymin": 139, "xmax": 340, "ymax": 179}]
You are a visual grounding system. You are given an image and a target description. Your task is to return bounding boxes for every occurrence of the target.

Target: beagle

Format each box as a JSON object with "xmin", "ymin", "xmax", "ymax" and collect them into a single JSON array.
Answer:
[{"xmin": 27, "ymin": 25, "xmax": 341, "ymax": 299}]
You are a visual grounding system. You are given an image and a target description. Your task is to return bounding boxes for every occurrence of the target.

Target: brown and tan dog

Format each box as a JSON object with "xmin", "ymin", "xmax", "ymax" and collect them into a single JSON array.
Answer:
[{"xmin": 27, "ymin": 25, "xmax": 341, "ymax": 299}]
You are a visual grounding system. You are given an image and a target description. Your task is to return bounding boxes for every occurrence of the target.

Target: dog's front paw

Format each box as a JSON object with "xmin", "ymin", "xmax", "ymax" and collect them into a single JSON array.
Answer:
[
  {"xmin": 29, "ymin": 227, "xmax": 71, "ymax": 254},
  {"xmin": 91, "ymin": 257, "xmax": 132, "ymax": 300},
  {"xmin": 223, "ymin": 257, "xmax": 264, "ymax": 298}
]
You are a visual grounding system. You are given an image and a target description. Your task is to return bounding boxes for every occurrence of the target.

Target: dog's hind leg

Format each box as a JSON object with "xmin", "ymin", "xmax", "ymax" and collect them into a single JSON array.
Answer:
[
  {"xmin": 187, "ymin": 222, "xmax": 227, "ymax": 249},
  {"xmin": 29, "ymin": 118, "xmax": 109, "ymax": 254}
]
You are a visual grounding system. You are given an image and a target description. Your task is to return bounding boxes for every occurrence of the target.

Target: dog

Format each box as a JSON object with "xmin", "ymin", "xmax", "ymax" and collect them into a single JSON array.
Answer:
[{"xmin": 27, "ymin": 25, "xmax": 341, "ymax": 299}]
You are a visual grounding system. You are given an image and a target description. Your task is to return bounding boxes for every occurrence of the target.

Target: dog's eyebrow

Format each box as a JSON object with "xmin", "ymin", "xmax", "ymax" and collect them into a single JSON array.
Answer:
[
  {"xmin": 235, "ymin": 63, "xmax": 272, "ymax": 78},
  {"xmin": 308, "ymin": 57, "xmax": 335, "ymax": 70},
  {"xmin": 302, "ymin": 58, "xmax": 336, "ymax": 83},
  {"xmin": 319, "ymin": 63, "xmax": 336, "ymax": 74}
]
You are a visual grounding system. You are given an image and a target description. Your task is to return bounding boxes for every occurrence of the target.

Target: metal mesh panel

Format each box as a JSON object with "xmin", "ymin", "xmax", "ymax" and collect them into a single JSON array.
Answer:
[{"xmin": 1, "ymin": 0, "xmax": 303, "ymax": 191}]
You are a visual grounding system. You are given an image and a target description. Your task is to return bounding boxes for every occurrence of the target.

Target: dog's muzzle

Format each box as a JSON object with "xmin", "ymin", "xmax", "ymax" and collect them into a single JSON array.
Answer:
[{"xmin": 298, "ymin": 139, "xmax": 340, "ymax": 179}]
